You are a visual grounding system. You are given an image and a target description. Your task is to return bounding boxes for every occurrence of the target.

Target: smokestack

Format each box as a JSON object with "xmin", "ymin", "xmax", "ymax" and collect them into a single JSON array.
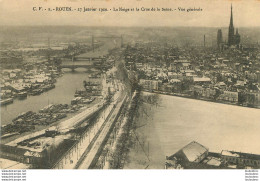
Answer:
[
  {"xmin": 121, "ymin": 35, "xmax": 123, "ymax": 48},
  {"xmin": 92, "ymin": 35, "xmax": 94, "ymax": 52},
  {"xmin": 204, "ymin": 35, "xmax": 206, "ymax": 47}
]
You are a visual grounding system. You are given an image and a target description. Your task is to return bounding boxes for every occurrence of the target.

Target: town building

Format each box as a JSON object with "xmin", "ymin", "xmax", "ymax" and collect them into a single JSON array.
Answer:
[
  {"xmin": 218, "ymin": 91, "xmax": 239, "ymax": 103},
  {"xmin": 166, "ymin": 141, "xmax": 260, "ymax": 169},
  {"xmin": 165, "ymin": 141, "xmax": 219, "ymax": 169},
  {"xmin": 221, "ymin": 150, "xmax": 260, "ymax": 169},
  {"xmin": 245, "ymin": 91, "xmax": 260, "ymax": 108}
]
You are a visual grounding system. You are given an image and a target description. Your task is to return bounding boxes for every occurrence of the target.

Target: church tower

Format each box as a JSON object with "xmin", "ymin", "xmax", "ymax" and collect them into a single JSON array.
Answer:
[
  {"xmin": 217, "ymin": 29, "xmax": 223, "ymax": 50},
  {"xmin": 227, "ymin": 4, "xmax": 240, "ymax": 47},
  {"xmin": 228, "ymin": 4, "xmax": 235, "ymax": 46}
]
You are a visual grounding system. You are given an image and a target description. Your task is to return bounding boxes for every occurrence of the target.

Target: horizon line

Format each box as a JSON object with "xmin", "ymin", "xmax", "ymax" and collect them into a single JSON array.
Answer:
[{"xmin": 1, "ymin": 25, "xmax": 260, "ymax": 28}]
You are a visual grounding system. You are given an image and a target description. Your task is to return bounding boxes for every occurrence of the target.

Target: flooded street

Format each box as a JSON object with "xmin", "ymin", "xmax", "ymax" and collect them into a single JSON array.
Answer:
[{"xmin": 125, "ymin": 92, "xmax": 260, "ymax": 169}]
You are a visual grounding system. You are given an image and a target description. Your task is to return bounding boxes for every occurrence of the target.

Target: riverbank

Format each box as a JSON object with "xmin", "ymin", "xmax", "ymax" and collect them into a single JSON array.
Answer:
[
  {"xmin": 0, "ymin": 59, "xmax": 63, "ymax": 107},
  {"xmin": 93, "ymin": 91, "xmax": 139, "ymax": 169},
  {"xmin": 1, "ymin": 97, "xmax": 101, "ymax": 145},
  {"xmin": 1, "ymin": 71, "xmax": 105, "ymax": 143},
  {"xmin": 1, "ymin": 71, "xmax": 100, "ymax": 125}
]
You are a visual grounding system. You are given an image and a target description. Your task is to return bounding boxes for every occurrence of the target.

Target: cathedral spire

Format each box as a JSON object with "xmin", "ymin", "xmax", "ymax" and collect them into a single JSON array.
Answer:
[
  {"xmin": 220, "ymin": 4, "xmax": 240, "ymax": 47},
  {"xmin": 230, "ymin": 4, "xmax": 233, "ymax": 28},
  {"xmin": 228, "ymin": 4, "xmax": 235, "ymax": 46}
]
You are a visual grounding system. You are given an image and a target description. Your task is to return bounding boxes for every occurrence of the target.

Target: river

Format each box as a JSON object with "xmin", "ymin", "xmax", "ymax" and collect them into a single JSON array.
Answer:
[
  {"xmin": 2, "ymin": 72, "xmax": 260, "ymax": 169},
  {"xmin": 1, "ymin": 69, "xmax": 92, "ymax": 126},
  {"xmin": 124, "ymin": 92, "xmax": 260, "ymax": 169}
]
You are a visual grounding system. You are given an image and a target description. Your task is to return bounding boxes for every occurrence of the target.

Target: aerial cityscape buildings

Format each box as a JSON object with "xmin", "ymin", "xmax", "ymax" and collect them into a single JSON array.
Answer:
[{"xmin": 0, "ymin": 4, "xmax": 260, "ymax": 171}]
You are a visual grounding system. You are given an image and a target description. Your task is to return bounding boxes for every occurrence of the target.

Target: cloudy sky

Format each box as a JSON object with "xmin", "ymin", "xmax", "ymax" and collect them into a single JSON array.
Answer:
[{"xmin": 0, "ymin": 0, "xmax": 260, "ymax": 27}]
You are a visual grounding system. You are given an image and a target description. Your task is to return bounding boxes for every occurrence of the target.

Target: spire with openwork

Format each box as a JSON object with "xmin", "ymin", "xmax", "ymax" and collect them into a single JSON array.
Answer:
[{"xmin": 228, "ymin": 4, "xmax": 235, "ymax": 46}]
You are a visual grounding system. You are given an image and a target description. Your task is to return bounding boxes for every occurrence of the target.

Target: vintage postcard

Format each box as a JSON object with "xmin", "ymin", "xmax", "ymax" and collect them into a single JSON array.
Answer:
[{"xmin": 0, "ymin": 0, "xmax": 260, "ymax": 174}]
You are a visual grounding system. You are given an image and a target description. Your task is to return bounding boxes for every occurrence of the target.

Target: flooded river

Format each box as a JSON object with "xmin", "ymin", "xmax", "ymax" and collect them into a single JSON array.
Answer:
[
  {"xmin": 125, "ymin": 92, "xmax": 260, "ymax": 169},
  {"xmin": 1, "ymin": 69, "xmax": 91, "ymax": 126}
]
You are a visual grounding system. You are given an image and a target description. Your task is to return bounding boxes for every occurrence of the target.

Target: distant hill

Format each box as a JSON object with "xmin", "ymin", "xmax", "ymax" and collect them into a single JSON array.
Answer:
[{"xmin": 0, "ymin": 26, "xmax": 260, "ymax": 46}]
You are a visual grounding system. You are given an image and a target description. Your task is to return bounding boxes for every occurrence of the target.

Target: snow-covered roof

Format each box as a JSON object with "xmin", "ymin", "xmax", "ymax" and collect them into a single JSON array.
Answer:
[
  {"xmin": 193, "ymin": 77, "xmax": 211, "ymax": 82},
  {"xmin": 221, "ymin": 150, "xmax": 239, "ymax": 157},
  {"xmin": 24, "ymin": 151, "xmax": 42, "ymax": 157},
  {"xmin": 206, "ymin": 157, "xmax": 221, "ymax": 166},
  {"xmin": 216, "ymin": 82, "xmax": 226, "ymax": 86},
  {"xmin": 182, "ymin": 141, "xmax": 208, "ymax": 162},
  {"xmin": 169, "ymin": 79, "xmax": 181, "ymax": 83}
]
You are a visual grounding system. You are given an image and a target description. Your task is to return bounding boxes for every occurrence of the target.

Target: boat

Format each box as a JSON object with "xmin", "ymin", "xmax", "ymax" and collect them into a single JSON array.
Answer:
[
  {"xmin": 29, "ymin": 89, "xmax": 42, "ymax": 96},
  {"xmin": 82, "ymin": 97, "xmax": 96, "ymax": 104},
  {"xmin": 41, "ymin": 85, "xmax": 49, "ymax": 91},
  {"xmin": 1, "ymin": 132, "xmax": 20, "ymax": 139},
  {"xmin": 49, "ymin": 84, "xmax": 55, "ymax": 89},
  {"xmin": 88, "ymin": 73, "xmax": 101, "ymax": 79},
  {"xmin": 17, "ymin": 92, "xmax": 28, "ymax": 99},
  {"xmin": 71, "ymin": 97, "xmax": 83, "ymax": 105},
  {"xmin": 1, "ymin": 98, "xmax": 14, "ymax": 106},
  {"xmin": 82, "ymin": 98, "xmax": 92, "ymax": 104},
  {"xmin": 39, "ymin": 104, "xmax": 54, "ymax": 113},
  {"xmin": 74, "ymin": 90, "xmax": 89, "ymax": 97},
  {"xmin": 43, "ymin": 84, "xmax": 55, "ymax": 91}
]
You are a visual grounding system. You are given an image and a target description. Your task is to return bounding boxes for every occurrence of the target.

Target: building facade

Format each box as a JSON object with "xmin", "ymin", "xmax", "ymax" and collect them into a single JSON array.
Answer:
[{"xmin": 221, "ymin": 150, "xmax": 260, "ymax": 168}]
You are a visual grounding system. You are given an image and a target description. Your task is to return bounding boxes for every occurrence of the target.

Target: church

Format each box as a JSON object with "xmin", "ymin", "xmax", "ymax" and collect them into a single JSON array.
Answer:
[
  {"xmin": 227, "ymin": 4, "xmax": 240, "ymax": 46},
  {"xmin": 217, "ymin": 5, "xmax": 241, "ymax": 50}
]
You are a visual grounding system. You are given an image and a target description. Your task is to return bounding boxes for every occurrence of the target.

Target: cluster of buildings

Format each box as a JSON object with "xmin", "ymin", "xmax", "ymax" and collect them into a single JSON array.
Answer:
[
  {"xmin": 0, "ymin": 39, "xmax": 108, "ymax": 107},
  {"xmin": 165, "ymin": 141, "xmax": 260, "ymax": 169},
  {"xmin": 125, "ymin": 42, "xmax": 260, "ymax": 108},
  {"xmin": 123, "ymin": 5, "xmax": 260, "ymax": 108},
  {"xmin": 0, "ymin": 59, "xmax": 61, "ymax": 106},
  {"xmin": 0, "ymin": 50, "xmax": 23, "ymax": 66},
  {"xmin": 124, "ymin": 33, "xmax": 260, "ymax": 108},
  {"xmin": 0, "ymin": 63, "xmax": 116, "ymax": 169}
]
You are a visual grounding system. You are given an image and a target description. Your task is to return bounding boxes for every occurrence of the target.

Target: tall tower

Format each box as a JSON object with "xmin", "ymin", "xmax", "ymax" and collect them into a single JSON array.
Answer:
[
  {"xmin": 228, "ymin": 4, "xmax": 235, "ymax": 46},
  {"xmin": 217, "ymin": 29, "xmax": 223, "ymax": 49}
]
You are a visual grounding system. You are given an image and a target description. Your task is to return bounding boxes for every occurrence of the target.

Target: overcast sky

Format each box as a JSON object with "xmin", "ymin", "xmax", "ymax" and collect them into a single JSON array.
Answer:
[{"xmin": 0, "ymin": 0, "xmax": 260, "ymax": 27}]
